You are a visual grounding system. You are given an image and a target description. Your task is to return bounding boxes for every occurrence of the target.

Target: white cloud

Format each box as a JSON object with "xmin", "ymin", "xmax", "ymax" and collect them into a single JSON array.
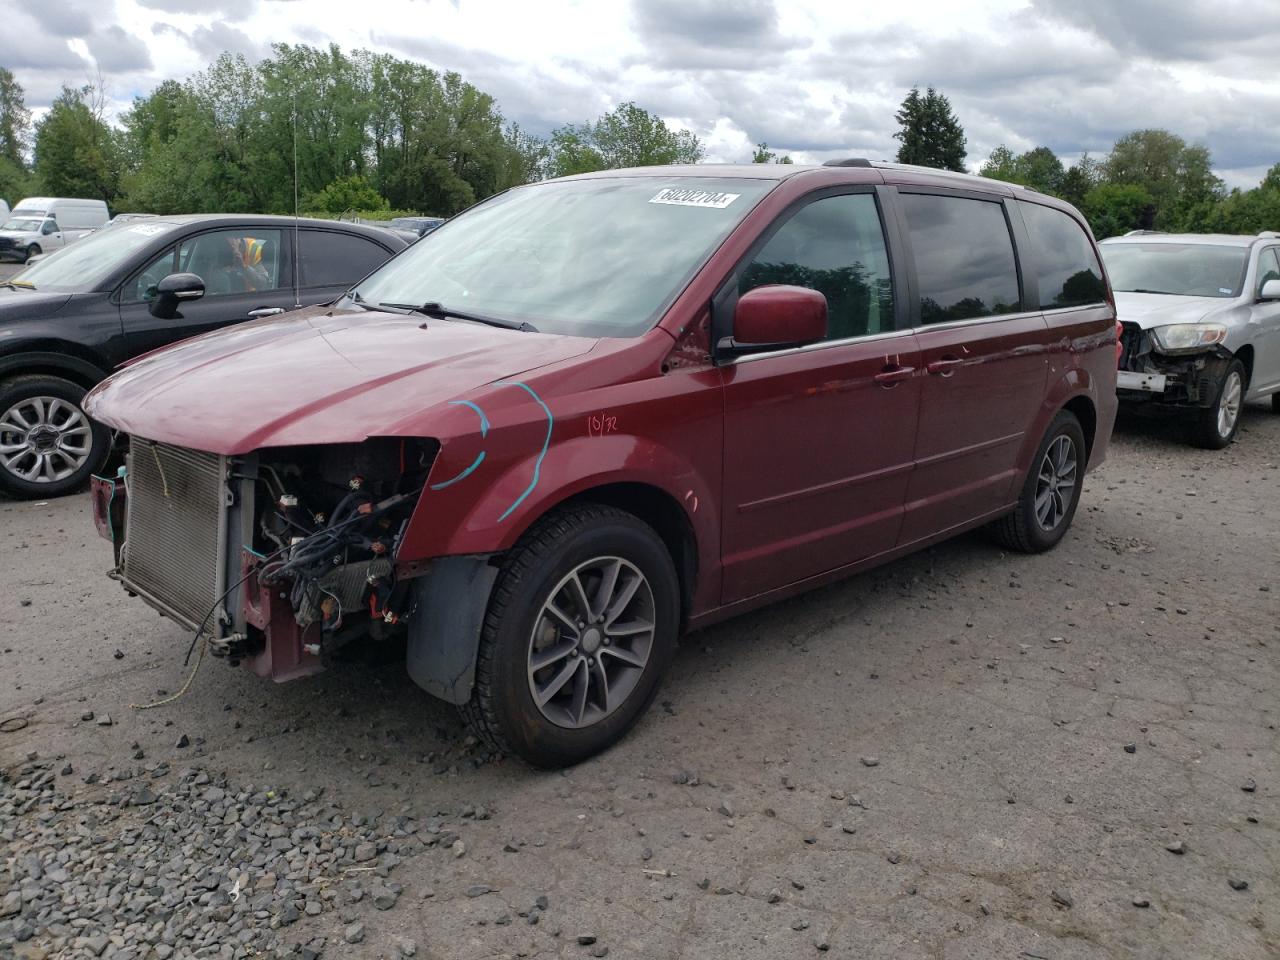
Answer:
[{"xmin": 4, "ymin": 0, "xmax": 1276, "ymax": 186}]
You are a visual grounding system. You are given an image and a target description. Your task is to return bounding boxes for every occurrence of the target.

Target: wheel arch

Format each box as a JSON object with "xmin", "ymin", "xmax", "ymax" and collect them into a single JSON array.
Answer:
[
  {"xmin": 1235, "ymin": 343, "xmax": 1255, "ymax": 389},
  {"xmin": 0, "ymin": 350, "xmax": 110, "ymax": 392},
  {"xmin": 545, "ymin": 481, "xmax": 698, "ymax": 627},
  {"xmin": 1061, "ymin": 393, "xmax": 1098, "ymax": 463}
]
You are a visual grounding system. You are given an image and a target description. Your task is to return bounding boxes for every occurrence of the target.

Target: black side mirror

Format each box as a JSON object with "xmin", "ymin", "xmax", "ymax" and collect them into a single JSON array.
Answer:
[{"xmin": 150, "ymin": 272, "xmax": 205, "ymax": 318}]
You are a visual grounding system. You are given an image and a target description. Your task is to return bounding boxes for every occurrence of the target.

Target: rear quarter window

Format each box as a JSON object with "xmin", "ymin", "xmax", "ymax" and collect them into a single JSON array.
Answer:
[
  {"xmin": 298, "ymin": 231, "xmax": 392, "ymax": 287},
  {"xmin": 1018, "ymin": 201, "xmax": 1107, "ymax": 310}
]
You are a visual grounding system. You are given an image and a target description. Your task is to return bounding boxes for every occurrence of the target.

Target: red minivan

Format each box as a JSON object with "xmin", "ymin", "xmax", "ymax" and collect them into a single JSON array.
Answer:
[{"xmin": 86, "ymin": 161, "xmax": 1117, "ymax": 766}]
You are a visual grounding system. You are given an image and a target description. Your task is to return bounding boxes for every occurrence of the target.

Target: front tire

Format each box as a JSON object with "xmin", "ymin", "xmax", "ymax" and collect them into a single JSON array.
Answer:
[
  {"xmin": 0, "ymin": 375, "xmax": 110, "ymax": 499},
  {"xmin": 989, "ymin": 410, "xmax": 1086, "ymax": 554},
  {"xmin": 24, "ymin": 244, "xmax": 40, "ymax": 263},
  {"xmin": 1190, "ymin": 358, "xmax": 1246, "ymax": 449},
  {"xmin": 461, "ymin": 504, "xmax": 680, "ymax": 768}
]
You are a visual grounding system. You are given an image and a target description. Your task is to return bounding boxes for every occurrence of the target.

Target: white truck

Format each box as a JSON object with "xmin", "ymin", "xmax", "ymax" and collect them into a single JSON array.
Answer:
[{"xmin": 0, "ymin": 198, "xmax": 110, "ymax": 263}]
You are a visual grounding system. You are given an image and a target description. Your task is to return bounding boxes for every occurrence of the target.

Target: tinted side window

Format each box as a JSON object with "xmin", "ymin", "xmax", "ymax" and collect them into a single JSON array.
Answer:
[
  {"xmin": 126, "ymin": 246, "xmax": 177, "ymax": 303},
  {"xmin": 178, "ymin": 229, "xmax": 284, "ymax": 297},
  {"xmin": 1018, "ymin": 201, "xmax": 1106, "ymax": 309},
  {"xmin": 899, "ymin": 193, "xmax": 1020, "ymax": 324},
  {"xmin": 740, "ymin": 193, "xmax": 893, "ymax": 340},
  {"xmin": 1258, "ymin": 248, "xmax": 1280, "ymax": 294},
  {"xmin": 299, "ymin": 231, "xmax": 390, "ymax": 287}
]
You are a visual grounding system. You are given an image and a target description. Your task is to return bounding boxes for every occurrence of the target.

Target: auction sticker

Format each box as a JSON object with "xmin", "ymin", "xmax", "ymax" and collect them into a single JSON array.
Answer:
[{"xmin": 649, "ymin": 187, "xmax": 740, "ymax": 209}]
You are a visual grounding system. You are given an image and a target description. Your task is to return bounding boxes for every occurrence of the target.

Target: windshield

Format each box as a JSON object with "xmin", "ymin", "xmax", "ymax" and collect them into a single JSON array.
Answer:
[
  {"xmin": 351, "ymin": 177, "xmax": 774, "ymax": 337},
  {"xmin": 1100, "ymin": 243, "xmax": 1249, "ymax": 298},
  {"xmin": 2, "ymin": 217, "xmax": 43, "ymax": 232},
  {"xmin": 12, "ymin": 220, "xmax": 178, "ymax": 292}
]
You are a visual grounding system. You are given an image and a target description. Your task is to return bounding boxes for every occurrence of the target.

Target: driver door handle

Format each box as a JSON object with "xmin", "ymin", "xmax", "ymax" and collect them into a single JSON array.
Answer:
[{"xmin": 247, "ymin": 307, "xmax": 286, "ymax": 318}]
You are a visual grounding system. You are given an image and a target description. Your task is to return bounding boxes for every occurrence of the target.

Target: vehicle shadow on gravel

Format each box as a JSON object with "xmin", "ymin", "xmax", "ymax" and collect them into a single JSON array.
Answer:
[{"xmin": 1112, "ymin": 398, "xmax": 1273, "ymax": 447}]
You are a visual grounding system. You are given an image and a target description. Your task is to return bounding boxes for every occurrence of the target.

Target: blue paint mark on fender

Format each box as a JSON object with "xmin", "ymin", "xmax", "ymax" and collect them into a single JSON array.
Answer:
[
  {"xmin": 495, "ymin": 380, "xmax": 553, "ymax": 522},
  {"xmin": 429, "ymin": 382, "xmax": 552, "ymax": 520},
  {"xmin": 447, "ymin": 399, "xmax": 490, "ymax": 438},
  {"xmin": 429, "ymin": 451, "xmax": 486, "ymax": 491}
]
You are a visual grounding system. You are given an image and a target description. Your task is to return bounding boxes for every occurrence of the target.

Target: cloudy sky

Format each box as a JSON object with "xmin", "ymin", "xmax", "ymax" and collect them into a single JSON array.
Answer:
[{"xmin": 3, "ymin": 0, "xmax": 1277, "ymax": 187}]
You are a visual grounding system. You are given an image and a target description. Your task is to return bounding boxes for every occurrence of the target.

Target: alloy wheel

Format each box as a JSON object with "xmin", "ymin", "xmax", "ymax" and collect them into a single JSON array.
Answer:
[
  {"xmin": 1217, "ymin": 370, "xmax": 1243, "ymax": 439},
  {"xmin": 1034, "ymin": 434, "xmax": 1077, "ymax": 532},
  {"xmin": 527, "ymin": 556, "xmax": 656, "ymax": 729},
  {"xmin": 0, "ymin": 396, "xmax": 94, "ymax": 484}
]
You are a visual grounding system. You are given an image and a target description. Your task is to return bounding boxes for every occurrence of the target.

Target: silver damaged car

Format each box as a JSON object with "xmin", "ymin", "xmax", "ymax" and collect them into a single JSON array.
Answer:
[{"xmin": 1101, "ymin": 230, "xmax": 1280, "ymax": 448}]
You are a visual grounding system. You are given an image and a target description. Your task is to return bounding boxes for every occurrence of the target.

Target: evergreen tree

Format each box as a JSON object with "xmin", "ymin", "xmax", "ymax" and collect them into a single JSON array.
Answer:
[{"xmin": 893, "ymin": 86, "xmax": 966, "ymax": 172}]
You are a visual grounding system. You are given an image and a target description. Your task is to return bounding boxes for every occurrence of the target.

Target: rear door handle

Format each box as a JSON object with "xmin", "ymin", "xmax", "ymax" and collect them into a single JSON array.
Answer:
[
  {"xmin": 926, "ymin": 356, "xmax": 963, "ymax": 376},
  {"xmin": 873, "ymin": 364, "xmax": 915, "ymax": 386},
  {"xmin": 247, "ymin": 307, "xmax": 286, "ymax": 318}
]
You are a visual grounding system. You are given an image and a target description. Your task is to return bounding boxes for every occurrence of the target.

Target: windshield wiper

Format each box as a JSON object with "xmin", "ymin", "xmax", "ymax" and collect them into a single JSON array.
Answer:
[
  {"xmin": 378, "ymin": 300, "xmax": 538, "ymax": 332},
  {"xmin": 1124, "ymin": 288, "xmax": 1179, "ymax": 295}
]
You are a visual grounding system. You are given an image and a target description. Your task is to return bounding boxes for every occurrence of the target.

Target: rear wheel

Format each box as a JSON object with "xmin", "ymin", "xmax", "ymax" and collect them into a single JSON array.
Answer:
[
  {"xmin": 989, "ymin": 410, "xmax": 1085, "ymax": 554},
  {"xmin": 0, "ymin": 375, "xmax": 110, "ymax": 499},
  {"xmin": 461, "ymin": 504, "xmax": 679, "ymax": 768},
  {"xmin": 1190, "ymin": 358, "xmax": 1245, "ymax": 449}
]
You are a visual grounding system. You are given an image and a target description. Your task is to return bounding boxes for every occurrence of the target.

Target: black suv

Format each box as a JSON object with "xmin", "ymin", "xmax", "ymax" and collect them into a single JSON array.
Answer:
[{"xmin": 0, "ymin": 215, "xmax": 407, "ymax": 498}]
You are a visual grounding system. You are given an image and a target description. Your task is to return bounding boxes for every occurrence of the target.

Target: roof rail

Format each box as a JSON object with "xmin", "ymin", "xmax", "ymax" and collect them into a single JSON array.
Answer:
[
  {"xmin": 1123, "ymin": 229, "xmax": 1162, "ymax": 236},
  {"xmin": 1259, "ymin": 230, "xmax": 1280, "ymax": 239},
  {"xmin": 822, "ymin": 158, "xmax": 872, "ymax": 168}
]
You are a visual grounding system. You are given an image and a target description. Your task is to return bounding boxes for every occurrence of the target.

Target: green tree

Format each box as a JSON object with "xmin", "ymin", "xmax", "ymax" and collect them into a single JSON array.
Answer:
[
  {"xmin": 893, "ymin": 86, "xmax": 966, "ymax": 172},
  {"xmin": 979, "ymin": 145, "xmax": 1018, "ymax": 182},
  {"xmin": 0, "ymin": 69, "xmax": 35, "ymax": 203},
  {"xmin": 1014, "ymin": 146, "xmax": 1064, "ymax": 194},
  {"xmin": 1195, "ymin": 183, "xmax": 1280, "ymax": 234},
  {"xmin": 1058, "ymin": 154, "xmax": 1102, "ymax": 207},
  {"xmin": 1104, "ymin": 129, "xmax": 1224, "ymax": 230},
  {"xmin": 752, "ymin": 142, "xmax": 792, "ymax": 164},
  {"xmin": 1082, "ymin": 183, "xmax": 1155, "ymax": 239},
  {"xmin": 979, "ymin": 145, "xmax": 1063, "ymax": 194},
  {"xmin": 0, "ymin": 68, "xmax": 31, "ymax": 169},
  {"xmin": 304, "ymin": 174, "xmax": 388, "ymax": 214},
  {"xmin": 33, "ymin": 86, "xmax": 120, "ymax": 202},
  {"xmin": 547, "ymin": 102, "xmax": 703, "ymax": 178}
]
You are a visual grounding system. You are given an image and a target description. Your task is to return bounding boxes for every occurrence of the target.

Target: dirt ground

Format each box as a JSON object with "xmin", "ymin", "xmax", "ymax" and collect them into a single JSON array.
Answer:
[{"xmin": 1, "ymin": 394, "xmax": 1277, "ymax": 959}]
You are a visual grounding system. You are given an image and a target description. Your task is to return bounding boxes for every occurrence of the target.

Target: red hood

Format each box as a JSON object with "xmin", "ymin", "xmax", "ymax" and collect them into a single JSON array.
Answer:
[{"xmin": 84, "ymin": 307, "xmax": 597, "ymax": 454}]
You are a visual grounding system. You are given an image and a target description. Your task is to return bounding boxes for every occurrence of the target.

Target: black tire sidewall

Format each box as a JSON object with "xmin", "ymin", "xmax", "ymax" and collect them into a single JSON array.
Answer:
[
  {"xmin": 1016, "ymin": 412, "xmax": 1086, "ymax": 552},
  {"xmin": 0, "ymin": 377, "xmax": 110, "ymax": 499},
  {"xmin": 25, "ymin": 245, "xmax": 40, "ymax": 262},
  {"xmin": 1194, "ymin": 359, "xmax": 1246, "ymax": 449},
  {"xmin": 485, "ymin": 516, "xmax": 679, "ymax": 767}
]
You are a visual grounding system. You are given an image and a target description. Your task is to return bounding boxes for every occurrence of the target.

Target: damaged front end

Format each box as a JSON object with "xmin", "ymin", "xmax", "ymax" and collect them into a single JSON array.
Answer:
[
  {"xmin": 93, "ymin": 437, "xmax": 437, "ymax": 682},
  {"xmin": 1116, "ymin": 322, "xmax": 1235, "ymax": 410}
]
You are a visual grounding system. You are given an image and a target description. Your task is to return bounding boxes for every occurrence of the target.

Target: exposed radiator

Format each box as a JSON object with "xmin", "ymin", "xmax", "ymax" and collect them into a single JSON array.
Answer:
[{"xmin": 122, "ymin": 440, "xmax": 226, "ymax": 630}]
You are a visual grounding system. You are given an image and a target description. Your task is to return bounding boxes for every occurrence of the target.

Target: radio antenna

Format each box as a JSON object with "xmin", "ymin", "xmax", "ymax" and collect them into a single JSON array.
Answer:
[{"xmin": 291, "ymin": 91, "xmax": 301, "ymax": 308}]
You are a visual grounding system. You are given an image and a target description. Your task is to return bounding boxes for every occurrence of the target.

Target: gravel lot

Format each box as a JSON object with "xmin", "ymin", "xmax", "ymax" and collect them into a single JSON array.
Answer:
[{"xmin": 1, "ymin": 392, "xmax": 1277, "ymax": 959}]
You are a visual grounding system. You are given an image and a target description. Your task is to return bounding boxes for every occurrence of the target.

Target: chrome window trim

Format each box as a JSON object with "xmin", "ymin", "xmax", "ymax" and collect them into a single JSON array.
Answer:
[
  {"xmin": 1041, "ymin": 303, "xmax": 1110, "ymax": 317},
  {"xmin": 726, "ymin": 327, "xmax": 916, "ymax": 365},
  {"xmin": 910, "ymin": 308, "xmax": 1043, "ymax": 334}
]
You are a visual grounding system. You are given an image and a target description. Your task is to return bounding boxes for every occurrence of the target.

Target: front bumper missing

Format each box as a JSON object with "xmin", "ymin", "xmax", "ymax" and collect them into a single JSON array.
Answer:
[
  {"xmin": 1117, "ymin": 330, "xmax": 1233, "ymax": 410},
  {"xmin": 92, "ymin": 466, "xmax": 320, "ymax": 682}
]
